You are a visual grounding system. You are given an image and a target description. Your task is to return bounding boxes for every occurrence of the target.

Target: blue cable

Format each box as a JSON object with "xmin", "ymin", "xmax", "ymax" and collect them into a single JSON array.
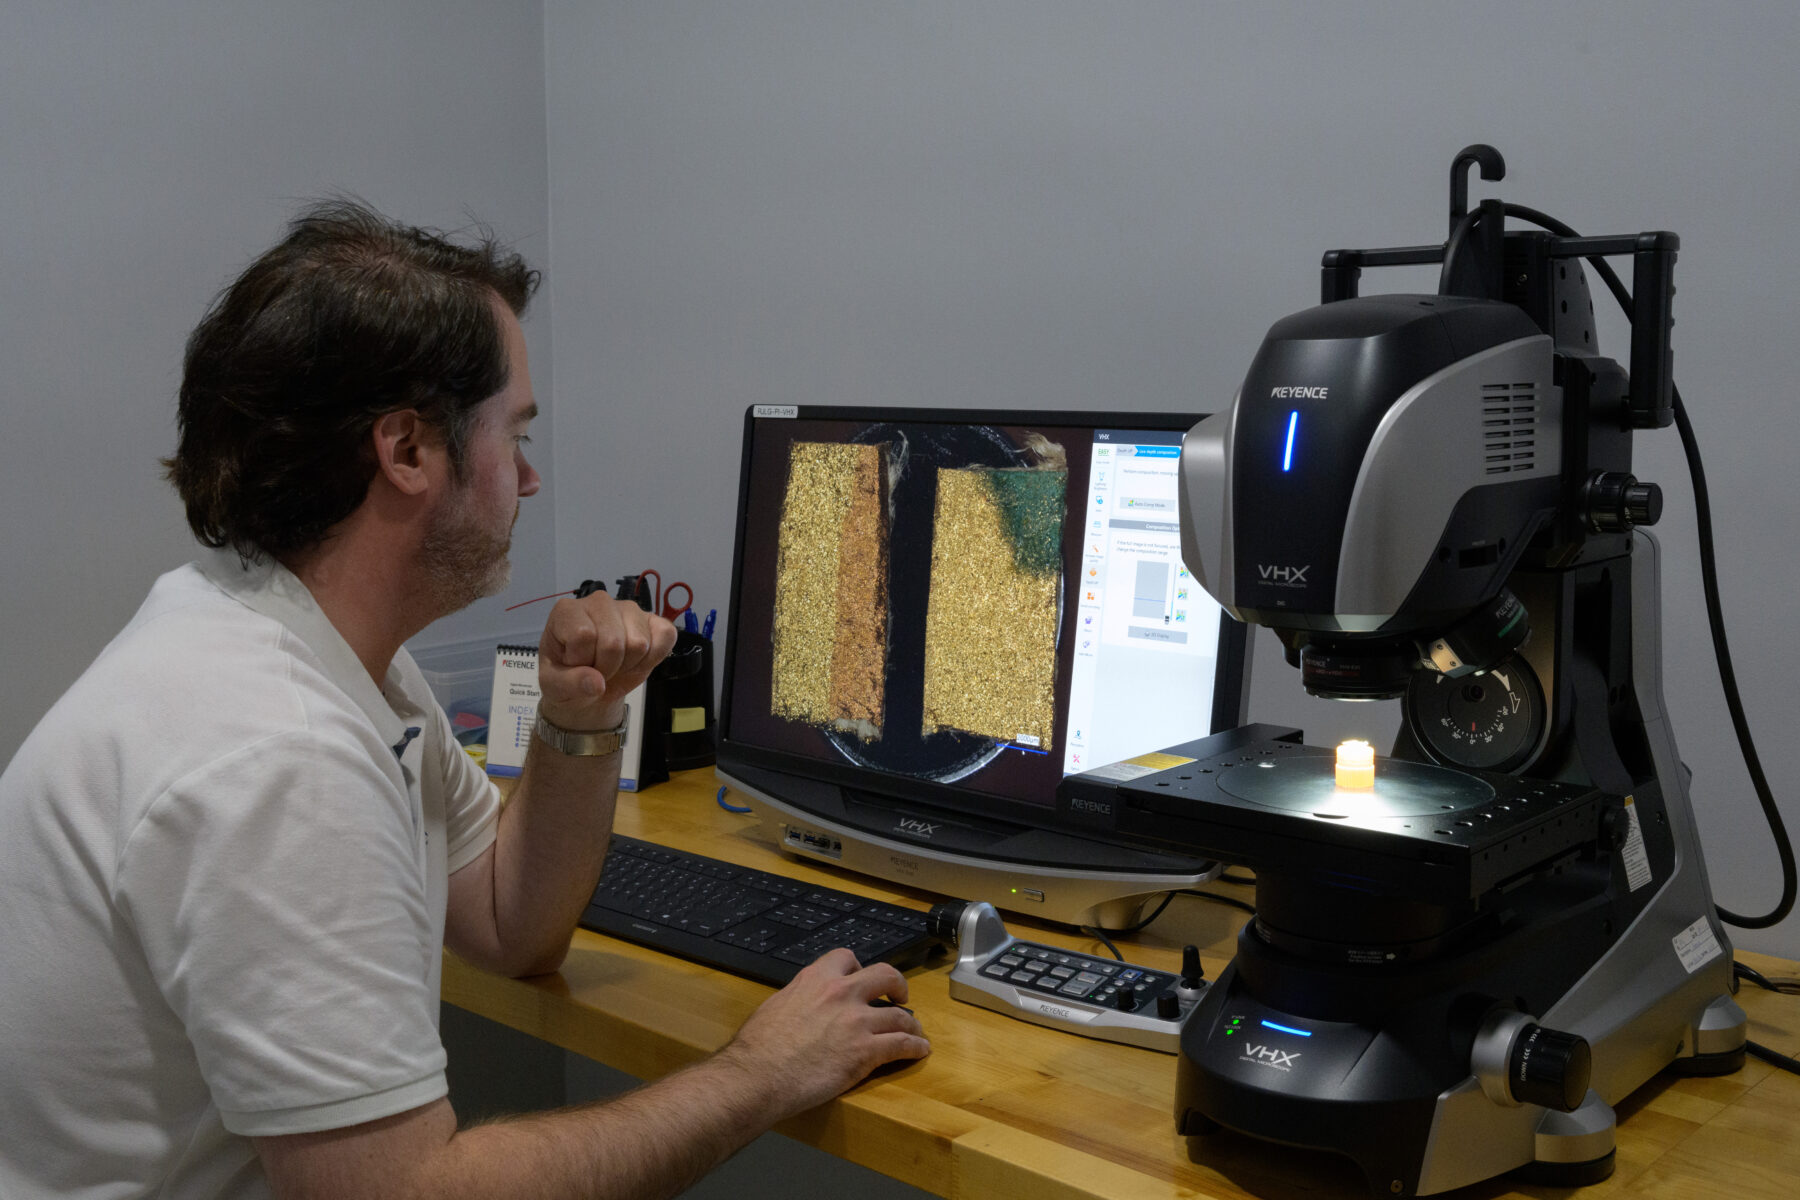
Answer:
[{"xmin": 716, "ymin": 784, "xmax": 752, "ymax": 814}]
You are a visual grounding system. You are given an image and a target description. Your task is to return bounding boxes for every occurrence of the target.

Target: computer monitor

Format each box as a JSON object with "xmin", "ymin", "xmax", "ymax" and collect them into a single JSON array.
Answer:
[{"xmin": 716, "ymin": 405, "xmax": 1251, "ymax": 927}]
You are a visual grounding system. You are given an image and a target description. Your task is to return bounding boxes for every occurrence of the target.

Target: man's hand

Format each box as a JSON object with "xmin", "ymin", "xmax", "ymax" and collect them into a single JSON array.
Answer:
[
  {"xmin": 535, "ymin": 591, "xmax": 678, "ymax": 731},
  {"xmin": 715, "ymin": 948, "xmax": 931, "ymax": 1117}
]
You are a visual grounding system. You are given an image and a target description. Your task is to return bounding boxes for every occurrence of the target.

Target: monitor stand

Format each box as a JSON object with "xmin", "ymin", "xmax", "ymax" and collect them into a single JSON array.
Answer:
[{"xmin": 717, "ymin": 764, "xmax": 1219, "ymax": 928}]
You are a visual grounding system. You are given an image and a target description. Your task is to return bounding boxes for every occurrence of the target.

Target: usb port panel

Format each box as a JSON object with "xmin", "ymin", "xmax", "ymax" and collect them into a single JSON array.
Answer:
[{"xmin": 784, "ymin": 826, "xmax": 843, "ymax": 859}]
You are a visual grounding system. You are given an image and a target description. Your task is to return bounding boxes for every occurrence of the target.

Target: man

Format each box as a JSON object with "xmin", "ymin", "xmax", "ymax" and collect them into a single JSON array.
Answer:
[{"xmin": 0, "ymin": 202, "xmax": 928, "ymax": 1199}]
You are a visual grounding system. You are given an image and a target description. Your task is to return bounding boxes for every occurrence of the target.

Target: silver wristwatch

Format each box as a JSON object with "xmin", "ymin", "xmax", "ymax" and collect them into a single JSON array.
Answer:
[{"xmin": 532, "ymin": 707, "xmax": 629, "ymax": 757}]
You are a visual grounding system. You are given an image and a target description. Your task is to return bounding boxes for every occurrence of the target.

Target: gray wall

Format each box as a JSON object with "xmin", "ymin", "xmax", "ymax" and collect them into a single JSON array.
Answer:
[
  {"xmin": 543, "ymin": 2, "xmax": 1800, "ymax": 955},
  {"xmin": 0, "ymin": 0, "xmax": 554, "ymax": 759}
]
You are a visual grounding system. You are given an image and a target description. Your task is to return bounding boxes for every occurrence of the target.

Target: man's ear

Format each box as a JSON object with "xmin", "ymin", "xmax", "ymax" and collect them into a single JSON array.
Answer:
[{"xmin": 370, "ymin": 409, "xmax": 441, "ymax": 497}]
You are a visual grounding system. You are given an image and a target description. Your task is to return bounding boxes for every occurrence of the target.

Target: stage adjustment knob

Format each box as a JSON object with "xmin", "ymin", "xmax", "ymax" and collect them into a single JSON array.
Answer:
[
  {"xmin": 1156, "ymin": 992, "xmax": 1180, "ymax": 1020},
  {"xmin": 1510, "ymin": 1024, "xmax": 1592, "ymax": 1112}
]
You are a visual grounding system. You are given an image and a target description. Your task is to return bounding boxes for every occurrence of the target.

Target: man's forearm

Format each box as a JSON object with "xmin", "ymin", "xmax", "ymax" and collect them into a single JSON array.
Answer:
[
  {"xmin": 474, "ymin": 728, "xmax": 623, "ymax": 975},
  {"xmin": 456, "ymin": 593, "xmax": 674, "ymax": 976},
  {"xmin": 446, "ymin": 1049, "xmax": 774, "ymax": 1200},
  {"xmin": 260, "ymin": 1042, "xmax": 787, "ymax": 1200}
]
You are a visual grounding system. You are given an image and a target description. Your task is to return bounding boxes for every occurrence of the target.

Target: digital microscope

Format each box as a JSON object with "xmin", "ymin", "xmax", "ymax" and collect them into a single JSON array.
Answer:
[{"xmin": 1057, "ymin": 146, "xmax": 1749, "ymax": 1195}]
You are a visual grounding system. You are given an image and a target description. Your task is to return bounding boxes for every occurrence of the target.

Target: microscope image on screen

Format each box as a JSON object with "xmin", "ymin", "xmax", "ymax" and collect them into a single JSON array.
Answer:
[
  {"xmin": 765, "ymin": 423, "xmax": 1068, "ymax": 784},
  {"xmin": 919, "ymin": 444, "xmax": 1066, "ymax": 750},
  {"xmin": 769, "ymin": 441, "xmax": 895, "ymax": 738}
]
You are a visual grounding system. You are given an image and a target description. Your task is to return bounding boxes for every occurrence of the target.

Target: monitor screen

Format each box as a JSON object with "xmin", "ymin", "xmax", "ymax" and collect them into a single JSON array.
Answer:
[{"xmin": 718, "ymin": 405, "xmax": 1248, "ymax": 843}]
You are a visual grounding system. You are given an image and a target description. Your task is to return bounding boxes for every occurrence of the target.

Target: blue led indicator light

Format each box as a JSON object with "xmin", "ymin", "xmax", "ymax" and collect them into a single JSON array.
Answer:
[
  {"xmin": 1282, "ymin": 411, "xmax": 1299, "ymax": 472},
  {"xmin": 1259, "ymin": 1019, "xmax": 1313, "ymax": 1037}
]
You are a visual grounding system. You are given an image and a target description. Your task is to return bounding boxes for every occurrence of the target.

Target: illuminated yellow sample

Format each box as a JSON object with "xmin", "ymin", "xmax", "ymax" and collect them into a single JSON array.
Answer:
[
  {"xmin": 770, "ymin": 441, "xmax": 890, "ymax": 735},
  {"xmin": 1335, "ymin": 739, "xmax": 1375, "ymax": 790},
  {"xmin": 920, "ymin": 464, "xmax": 1065, "ymax": 749}
]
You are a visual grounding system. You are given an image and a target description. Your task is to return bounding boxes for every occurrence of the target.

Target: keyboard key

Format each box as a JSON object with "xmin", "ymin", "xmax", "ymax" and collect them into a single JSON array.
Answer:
[
  {"xmin": 767, "ymin": 902, "xmax": 840, "ymax": 930},
  {"xmin": 805, "ymin": 892, "xmax": 863, "ymax": 914}
]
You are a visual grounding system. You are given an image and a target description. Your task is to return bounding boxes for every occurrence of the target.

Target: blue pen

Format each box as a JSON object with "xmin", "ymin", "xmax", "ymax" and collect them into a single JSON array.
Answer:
[
  {"xmin": 683, "ymin": 610, "xmax": 699, "ymax": 633},
  {"xmin": 701, "ymin": 608, "xmax": 717, "ymax": 639}
]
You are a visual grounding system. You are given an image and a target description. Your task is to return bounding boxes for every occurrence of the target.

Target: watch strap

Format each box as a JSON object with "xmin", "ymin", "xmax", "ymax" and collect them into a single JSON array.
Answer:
[{"xmin": 533, "ymin": 707, "xmax": 629, "ymax": 757}]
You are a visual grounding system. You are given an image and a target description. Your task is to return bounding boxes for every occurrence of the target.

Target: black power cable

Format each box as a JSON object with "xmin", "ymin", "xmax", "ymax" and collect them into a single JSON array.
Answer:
[
  {"xmin": 1179, "ymin": 888, "xmax": 1258, "ymax": 916},
  {"xmin": 1735, "ymin": 959, "xmax": 1800, "ymax": 996},
  {"xmin": 1746, "ymin": 1041, "xmax": 1800, "ymax": 1074},
  {"xmin": 1501, "ymin": 202, "xmax": 1795, "ymax": 930},
  {"xmin": 1732, "ymin": 962, "xmax": 1800, "ymax": 1075},
  {"xmin": 1082, "ymin": 886, "xmax": 1259, "ymax": 959}
]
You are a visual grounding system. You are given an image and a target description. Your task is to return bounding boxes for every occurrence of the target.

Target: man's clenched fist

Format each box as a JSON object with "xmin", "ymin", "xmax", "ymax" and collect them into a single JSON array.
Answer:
[{"xmin": 535, "ymin": 591, "xmax": 678, "ymax": 731}]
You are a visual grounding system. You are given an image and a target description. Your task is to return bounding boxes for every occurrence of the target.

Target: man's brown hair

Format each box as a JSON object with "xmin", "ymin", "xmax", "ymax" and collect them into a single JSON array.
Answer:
[{"xmin": 165, "ymin": 199, "xmax": 538, "ymax": 560}]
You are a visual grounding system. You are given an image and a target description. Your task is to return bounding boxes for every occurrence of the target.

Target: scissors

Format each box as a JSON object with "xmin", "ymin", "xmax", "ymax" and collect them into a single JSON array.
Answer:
[{"xmin": 636, "ymin": 569, "xmax": 693, "ymax": 621}]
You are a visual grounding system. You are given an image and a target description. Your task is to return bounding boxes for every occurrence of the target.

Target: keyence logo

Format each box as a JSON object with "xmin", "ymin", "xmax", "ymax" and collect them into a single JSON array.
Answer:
[{"xmin": 1270, "ymin": 386, "xmax": 1329, "ymax": 400}]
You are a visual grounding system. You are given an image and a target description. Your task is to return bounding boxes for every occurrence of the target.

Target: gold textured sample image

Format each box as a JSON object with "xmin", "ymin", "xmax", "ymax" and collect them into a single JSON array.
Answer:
[
  {"xmin": 770, "ymin": 441, "xmax": 890, "ymax": 736},
  {"xmin": 920, "ymin": 455, "xmax": 1066, "ymax": 749}
]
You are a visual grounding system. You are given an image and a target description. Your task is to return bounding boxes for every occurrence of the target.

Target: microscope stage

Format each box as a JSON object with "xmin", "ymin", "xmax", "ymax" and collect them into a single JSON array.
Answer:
[{"xmin": 1059, "ymin": 726, "xmax": 1610, "ymax": 903}]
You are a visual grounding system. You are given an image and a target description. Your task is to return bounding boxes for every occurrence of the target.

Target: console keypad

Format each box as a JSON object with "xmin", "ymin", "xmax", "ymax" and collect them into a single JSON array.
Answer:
[{"xmin": 979, "ymin": 942, "xmax": 1173, "ymax": 1007}]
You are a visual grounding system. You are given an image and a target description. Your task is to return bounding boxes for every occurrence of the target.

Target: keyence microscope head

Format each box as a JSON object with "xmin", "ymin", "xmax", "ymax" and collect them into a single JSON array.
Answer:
[{"xmin": 1180, "ymin": 144, "xmax": 1673, "ymax": 713}]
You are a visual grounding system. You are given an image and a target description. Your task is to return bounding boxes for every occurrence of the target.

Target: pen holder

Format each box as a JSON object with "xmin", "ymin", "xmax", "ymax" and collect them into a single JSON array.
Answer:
[{"xmin": 637, "ymin": 630, "xmax": 716, "ymax": 786}]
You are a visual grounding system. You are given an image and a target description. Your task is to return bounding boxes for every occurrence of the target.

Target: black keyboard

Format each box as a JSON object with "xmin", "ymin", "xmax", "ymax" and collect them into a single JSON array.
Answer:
[{"xmin": 578, "ymin": 835, "xmax": 943, "ymax": 986}]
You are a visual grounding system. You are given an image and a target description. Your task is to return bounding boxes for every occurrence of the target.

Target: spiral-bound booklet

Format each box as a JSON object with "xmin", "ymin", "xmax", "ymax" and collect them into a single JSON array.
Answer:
[
  {"xmin": 485, "ymin": 643, "xmax": 649, "ymax": 787},
  {"xmin": 486, "ymin": 644, "xmax": 542, "ymax": 777}
]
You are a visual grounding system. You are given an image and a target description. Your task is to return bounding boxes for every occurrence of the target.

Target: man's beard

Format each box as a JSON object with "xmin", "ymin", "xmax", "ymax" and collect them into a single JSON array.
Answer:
[{"xmin": 421, "ymin": 494, "xmax": 518, "ymax": 616}]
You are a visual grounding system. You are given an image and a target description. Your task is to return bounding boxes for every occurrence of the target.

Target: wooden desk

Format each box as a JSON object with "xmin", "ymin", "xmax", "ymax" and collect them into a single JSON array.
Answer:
[{"xmin": 443, "ymin": 770, "xmax": 1800, "ymax": 1199}]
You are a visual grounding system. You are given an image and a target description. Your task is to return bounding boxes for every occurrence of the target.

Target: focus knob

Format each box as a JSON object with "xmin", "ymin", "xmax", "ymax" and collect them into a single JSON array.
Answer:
[
  {"xmin": 1585, "ymin": 472, "xmax": 1663, "ymax": 532},
  {"xmin": 1509, "ymin": 1024, "xmax": 1592, "ymax": 1112},
  {"xmin": 1622, "ymin": 480, "xmax": 1663, "ymax": 527},
  {"xmin": 1473, "ymin": 1010, "xmax": 1592, "ymax": 1112}
]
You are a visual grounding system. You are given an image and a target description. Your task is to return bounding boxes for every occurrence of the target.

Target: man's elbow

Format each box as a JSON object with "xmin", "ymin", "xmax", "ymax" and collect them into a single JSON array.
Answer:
[
  {"xmin": 506, "ymin": 941, "xmax": 570, "ymax": 979},
  {"xmin": 446, "ymin": 932, "xmax": 569, "ymax": 980}
]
